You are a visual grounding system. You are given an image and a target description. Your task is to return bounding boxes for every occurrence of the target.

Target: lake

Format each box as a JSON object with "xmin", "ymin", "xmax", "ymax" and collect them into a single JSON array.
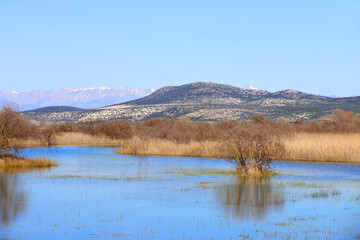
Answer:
[{"xmin": 1, "ymin": 147, "xmax": 360, "ymax": 239}]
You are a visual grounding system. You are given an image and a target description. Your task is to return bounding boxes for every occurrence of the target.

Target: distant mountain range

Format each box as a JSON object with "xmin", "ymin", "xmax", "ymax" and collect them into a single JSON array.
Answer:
[
  {"xmin": 0, "ymin": 87, "xmax": 155, "ymax": 111},
  {"xmin": 22, "ymin": 82, "xmax": 360, "ymax": 123}
]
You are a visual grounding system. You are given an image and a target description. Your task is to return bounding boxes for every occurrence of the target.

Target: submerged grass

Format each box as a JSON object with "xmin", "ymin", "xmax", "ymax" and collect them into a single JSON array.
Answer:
[
  {"xmin": 49, "ymin": 174, "xmax": 155, "ymax": 181},
  {"xmin": 0, "ymin": 156, "xmax": 58, "ymax": 168},
  {"xmin": 162, "ymin": 169, "xmax": 277, "ymax": 177},
  {"xmin": 162, "ymin": 170, "xmax": 237, "ymax": 176},
  {"xmin": 304, "ymin": 189, "xmax": 341, "ymax": 199},
  {"xmin": 276, "ymin": 181, "xmax": 331, "ymax": 189}
]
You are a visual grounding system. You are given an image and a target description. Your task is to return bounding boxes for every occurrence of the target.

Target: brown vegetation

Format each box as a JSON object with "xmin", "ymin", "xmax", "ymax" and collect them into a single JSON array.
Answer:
[
  {"xmin": 0, "ymin": 156, "xmax": 57, "ymax": 168},
  {"xmin": 117, "ymin": 109, "xmax": 360, "ymax": 171},
  {"xmin": 120, "ymin": 138, "xmax": 219, "ymax": 157},
  {"xmin": 280, "ymin": 133, "xmax": 360, "ymax": 163},
  {"xmin": 0, "ymin": 105, "xmax": 36, "ymax": 156},
  {"xmin": 220, "ymin": 131, "xmax": 284, "ymax": 173},
  {"xmin": 3, "ymin": 105, "xmax": 360, "ymax": 171},
  {"xmin": 0, "ymin": 105, "xmax": 57, "ymax": 168}
]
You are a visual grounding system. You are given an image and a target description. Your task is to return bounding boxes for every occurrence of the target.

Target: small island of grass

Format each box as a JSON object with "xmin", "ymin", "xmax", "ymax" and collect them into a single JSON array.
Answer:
[{"xmin": 0, "ymin": 156, "xmax": 58, "ymax": 168}]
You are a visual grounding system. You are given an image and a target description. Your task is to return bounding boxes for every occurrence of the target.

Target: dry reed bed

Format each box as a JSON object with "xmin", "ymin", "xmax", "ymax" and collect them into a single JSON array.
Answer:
[
  {"xmin": 119, "ymin": 138, "xmax": 220, "ymax": 158},
  {"xmin": 21, "ymin": 132, "xmax": 123, "ymax": 147},
  {"xmin": 18, "ymin": 132, "xmax": 360, "ymax": 163},
  {"xmin": 0, "ymin": 156, "xmax": 58, "ymax": 168},
  {"xmin": 54, "ymin": 132, "xmax": 122, "ymax": 146},
  {"xmin": 119, "ymin": 134, "xmax": 360, "ymax": 163},
  {"xmin": 280, "ymin": 133, "xmax": 360, "ymax": 163}
]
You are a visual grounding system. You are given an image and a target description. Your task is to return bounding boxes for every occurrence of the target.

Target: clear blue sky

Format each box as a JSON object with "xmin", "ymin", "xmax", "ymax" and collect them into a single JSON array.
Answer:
[{"xmin": 0, "ymin": 0, "xmax": 359, "ymax": 96}]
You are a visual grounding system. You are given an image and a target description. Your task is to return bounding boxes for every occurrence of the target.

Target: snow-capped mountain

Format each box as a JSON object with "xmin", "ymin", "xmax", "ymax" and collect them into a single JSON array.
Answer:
[
  {"xmin": 241, "ymin": 85, "xmax": 259, "ymax": 90},
  {"xmin": 0, "ymin": 87, "xmax": 156, "ymax": 111}
]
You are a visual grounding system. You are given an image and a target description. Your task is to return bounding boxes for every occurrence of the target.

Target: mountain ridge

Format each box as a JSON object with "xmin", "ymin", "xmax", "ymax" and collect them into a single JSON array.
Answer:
[
  {"xmin": 118, "ymin": 82, "xmax": 328, "ymax": 106},
  {"xmin": 0, "ymin": 87, "xmax": 155, "ymax": 111},
  {"xmin": 22, "ymin": 82, "xmax": 360, "ymax": 123}
]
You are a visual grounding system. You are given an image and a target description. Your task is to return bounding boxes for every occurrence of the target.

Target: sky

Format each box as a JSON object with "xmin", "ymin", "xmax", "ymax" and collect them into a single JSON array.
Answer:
[{"xmin": 0, "ymin": 0, "xmax": 359, "ymax": 96}]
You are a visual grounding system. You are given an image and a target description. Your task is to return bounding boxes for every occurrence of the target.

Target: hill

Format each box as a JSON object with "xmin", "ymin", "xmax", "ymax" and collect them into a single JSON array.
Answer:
[{"xmin": 22, "ymin": 82, "xmax": 360, "ymax": 123}]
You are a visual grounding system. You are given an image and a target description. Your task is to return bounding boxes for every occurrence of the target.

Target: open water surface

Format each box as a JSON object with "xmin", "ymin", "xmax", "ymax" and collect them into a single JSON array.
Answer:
[{"xmin": 1, "ymin": 147, "xmax": 359, "ymax": 239}]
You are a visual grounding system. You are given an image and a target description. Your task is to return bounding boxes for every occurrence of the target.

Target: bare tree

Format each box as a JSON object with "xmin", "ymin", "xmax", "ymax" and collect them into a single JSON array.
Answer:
[{"xmin": 0, "ymin": 105, "xmax": 35, "ymax": 157}]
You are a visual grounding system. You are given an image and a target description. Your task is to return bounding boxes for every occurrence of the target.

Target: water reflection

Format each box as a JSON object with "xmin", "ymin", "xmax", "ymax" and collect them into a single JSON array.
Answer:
[
  {"xmin": 216, "ymin": 176, "xmax": 285, "ymax": 221},
  {"xmin": 0, "ymin": 173, "xmax": 27, "ymax": 226}
]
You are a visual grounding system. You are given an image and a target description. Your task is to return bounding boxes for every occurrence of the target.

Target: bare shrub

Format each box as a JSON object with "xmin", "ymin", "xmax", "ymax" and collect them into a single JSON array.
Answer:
[
  {"xmin": 77, "ymin": 119, "xmax": 133, "ymax": 139},
  {"xmin": 38, "ymin": 128, "xmax": 56, "ymax": 146},
  {"xmin": 251, "ymin": 114, "xmax": 268, "ymax": 124},
  {"xmin": 135, "ymin": 117, "xmax": 194, "ymax": 143},
  {"xmin": 220, "ymin": 130, "xmax": 284, "ymax": 173},
  {"xmin": 98, "ymin": 120, "xmax": 133, "ymax": 139},
  {"xmin": 0, "ymin": 105, "xmax": 37, "ymax": 157}
]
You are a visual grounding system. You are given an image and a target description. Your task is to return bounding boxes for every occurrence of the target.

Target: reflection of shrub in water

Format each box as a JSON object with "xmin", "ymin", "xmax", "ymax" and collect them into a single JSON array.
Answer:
[
  {"xmin": 0, "ymin": 173, "xmax": 27, "ymax": 226},
  {"xmin": 216, "ymin": 176, "xmax": 285, "ymax": 221}
]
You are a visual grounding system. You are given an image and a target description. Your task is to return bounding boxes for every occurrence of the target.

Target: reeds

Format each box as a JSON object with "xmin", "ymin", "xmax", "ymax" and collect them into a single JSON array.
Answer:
[
  {"xmin": 119, "ymin": 133, "xmax": 360, "ymax": 164},
  {"xmin": 53, "ymin": 132, "xmax": 123, "ymax": 146},
  {"xmin": 0, "ymin": 156, "xmax": 58, "ymax": 168},
  {"xmin": 20, "ymin": 132, "xmax": 123, "ymax": 147},
  {"xmin": 119, "ymin": 137, "xmax": 220, "ymax": 158},
  {"xmin": 280, "ymin": 133, "xmax": 360, "ymax": 163}
]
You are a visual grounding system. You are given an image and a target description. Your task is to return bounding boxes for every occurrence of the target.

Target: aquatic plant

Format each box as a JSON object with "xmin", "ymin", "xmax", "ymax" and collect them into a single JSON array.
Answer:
[{"xmin": 0, "ymin": 156, "xmax": 58, "ymax": 168}]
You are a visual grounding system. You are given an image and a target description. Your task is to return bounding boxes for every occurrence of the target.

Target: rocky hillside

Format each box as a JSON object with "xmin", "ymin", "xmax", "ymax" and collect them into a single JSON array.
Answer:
[
  {"xmin": 121, "ymin": 82, "xmax": 270, "ymax": 105},
  {"xmin": 23, "ymin": 82, "xmax": 360, "ymax": 123}
]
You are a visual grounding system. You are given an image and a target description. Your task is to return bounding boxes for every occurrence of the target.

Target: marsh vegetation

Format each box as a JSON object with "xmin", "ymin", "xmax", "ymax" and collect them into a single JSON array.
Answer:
[{"xmin": 2, "ymin": 105, "xmax": 360, "ymax": 172}]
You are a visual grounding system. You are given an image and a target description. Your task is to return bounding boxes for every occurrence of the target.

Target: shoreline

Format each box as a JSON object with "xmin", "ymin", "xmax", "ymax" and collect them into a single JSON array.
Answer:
[
  {"xmin": 17, "ymin": 144, "xmax": 360, "ymax": 165},
  {"xmin": 117, "ymin": 151, "xmax": 360, "ymax": 165}
]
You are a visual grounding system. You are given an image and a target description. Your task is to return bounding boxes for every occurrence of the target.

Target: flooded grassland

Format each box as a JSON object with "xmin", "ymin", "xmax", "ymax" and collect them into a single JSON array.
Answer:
[{"xmin": 1, "ymin": 147, "xmax": 359, "ymax": 239}]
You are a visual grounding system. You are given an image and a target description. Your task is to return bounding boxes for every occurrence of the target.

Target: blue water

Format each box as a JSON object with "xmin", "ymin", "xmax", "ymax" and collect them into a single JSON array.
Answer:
[{"xmin": 1, "ymin": 147, "xmax": 359, "ymax": 239}]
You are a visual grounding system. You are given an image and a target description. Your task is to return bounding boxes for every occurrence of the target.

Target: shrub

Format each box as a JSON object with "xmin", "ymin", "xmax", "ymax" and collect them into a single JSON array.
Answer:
[
  {"xmin": 220, "ymin": 130, "xmax": 284, "ymax": 173},
  {"xmin": 98, "ymin": 120, "xmax": 133, "ymax": 139},
  {"xmin": 0, "ymin": 105, "xmax": 37, "ymax": 157}
]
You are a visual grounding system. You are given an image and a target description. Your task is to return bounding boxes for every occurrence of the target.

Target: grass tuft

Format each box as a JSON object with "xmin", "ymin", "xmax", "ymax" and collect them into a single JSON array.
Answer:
[{"xmin": 0, "ymin": 156, "xmax": 58, "ymax": 168}]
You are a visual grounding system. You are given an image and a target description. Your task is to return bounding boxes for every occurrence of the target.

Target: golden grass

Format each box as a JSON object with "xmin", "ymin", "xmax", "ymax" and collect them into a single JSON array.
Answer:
[
  {"xmin": 54, "ymin": 132, "xmax": 123, "ymax": 146},
  {"xmin": 0, "ymin": 156, "xmax": 58, "ymax": 168},
  {"xmin": 280, "ymin": 133, "xmax": 360, "ymax": 163},
  {"xmin": 21, "ymin": 132, "xmax": 123, "ymax": 147},
  {"xmin": 119, "ymin": 137, "xmax": 220, "ymax": 158},
  {"xmin": 119, "ymin": 134, "xmax": 360, "ymax": 164}
]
